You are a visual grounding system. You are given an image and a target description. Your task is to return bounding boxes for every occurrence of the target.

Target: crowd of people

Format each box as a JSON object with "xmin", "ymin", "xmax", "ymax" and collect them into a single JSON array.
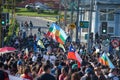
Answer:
[{"xmin": 0, "ymin": 22, "xmax": 120, "ymax": 80}]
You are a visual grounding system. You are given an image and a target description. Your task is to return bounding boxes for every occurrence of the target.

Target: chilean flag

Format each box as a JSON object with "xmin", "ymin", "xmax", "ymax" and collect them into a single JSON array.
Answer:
[{"xmin": 67, "ymin": 44, "xmax": 82, "ymax": 68}]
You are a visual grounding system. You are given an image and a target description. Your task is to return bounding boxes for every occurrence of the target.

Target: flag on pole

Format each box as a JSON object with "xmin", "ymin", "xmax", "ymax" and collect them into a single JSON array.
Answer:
[
  {"xmin": 67, "ymin": 44, "xmax": 82, "ymax": 68},
  {"xmin": 59, "ymin": 43, "xmax": 66, "ymax": 52},
  {"xmin": 47, "ymin": 23, "xmax": 67, "ymax": 44},
  {"xmin": 25, "ymin": 48, "xmax": 29, "ymax": 56},
  {"xmin": 99, "ymin": 53, "xmax": 115, "ymax": 68}
]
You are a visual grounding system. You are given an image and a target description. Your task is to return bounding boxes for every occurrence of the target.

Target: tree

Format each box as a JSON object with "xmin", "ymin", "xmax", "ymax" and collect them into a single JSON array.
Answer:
[{"xmin": 16, "ymin": 0, "xmax": 24, "ymax": 3}]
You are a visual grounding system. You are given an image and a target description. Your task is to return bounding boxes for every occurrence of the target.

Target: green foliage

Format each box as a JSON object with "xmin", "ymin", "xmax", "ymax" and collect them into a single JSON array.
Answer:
[
  {"xmin": 4, "ymin": 19, "xmax": 19, "ymax": 45},
  {"xmin": 54, "ymin": 10, "xmax": 59, "ymax": 14},
  {"xmin": 16, "ymin": 0, "xmax": 24, "ymax": 3},
  {"xmin": 16, "ymin": 8, "xmax": 58, "ymax": 17}
]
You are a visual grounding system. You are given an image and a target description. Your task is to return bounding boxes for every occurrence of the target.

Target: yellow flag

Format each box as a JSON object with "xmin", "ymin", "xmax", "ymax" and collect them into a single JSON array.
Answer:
[
  {"xmin": 37, "ymin": 40, "xmax": 45, "ymax": 48},
  {"xmin": 59, "ymin": 44, "xmax": 66, "ymax": 52}
]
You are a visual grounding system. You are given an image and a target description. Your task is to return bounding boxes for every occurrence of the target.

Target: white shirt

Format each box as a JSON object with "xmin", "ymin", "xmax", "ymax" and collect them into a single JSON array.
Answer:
[
  {"xmin": 43, "ymin": 54, "xmax": 49, "ymax": 61},
  {"xmin": 49, "ymin": 55, "xmax": 56, "ymax": 64},
  {"xmin": 108, "ymin": 73, "xmax": 119, "ymax": 80},
  {"xmin": 32, "ymin": 55, "xmax": 37, "ymax": 62}
]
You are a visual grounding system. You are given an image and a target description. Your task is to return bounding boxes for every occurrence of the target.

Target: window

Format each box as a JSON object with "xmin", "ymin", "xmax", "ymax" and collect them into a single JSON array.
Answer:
[
  {"xmin": 100, "ymin": 9, "xmax": 107, "ymax": 21},
  {"xmin": 99, "ymin": 9, "xmax": 115, "ymax": 21},
  {"xmin": 108, "ymin": 9, "xmax": 114, "ymax": 21},
  {"xmin": 108, "ymin": 27, "xmax": 114, "ymax": 33},
  {"xmin": 82, "ymin": 28, "xmax": 88, "ymax": 32}
]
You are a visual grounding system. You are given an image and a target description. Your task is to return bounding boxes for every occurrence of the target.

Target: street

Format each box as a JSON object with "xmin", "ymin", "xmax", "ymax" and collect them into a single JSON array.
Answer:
[{"xmin": 16, "ymin": 16, "xmax": 53, "ymax": 36}]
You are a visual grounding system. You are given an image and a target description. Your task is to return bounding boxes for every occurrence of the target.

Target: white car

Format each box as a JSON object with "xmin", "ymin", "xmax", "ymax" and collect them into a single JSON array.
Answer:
[
  {"xmin": 34, "ymin": 2, "xmax": 52, "ymax": 11},
  {"xmin": 25, "ymin": 3, "xmax": 35, "ymax": 9}
]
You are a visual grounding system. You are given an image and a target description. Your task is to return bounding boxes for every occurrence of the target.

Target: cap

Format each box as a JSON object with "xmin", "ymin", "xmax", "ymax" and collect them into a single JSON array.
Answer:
[
  {"xmin": 72, "ymin": 64, "xmax": 78, "ymax": 69},
  {"xmin": 85, "ymin": 68, "xmax": 93, "ymax": 74}
]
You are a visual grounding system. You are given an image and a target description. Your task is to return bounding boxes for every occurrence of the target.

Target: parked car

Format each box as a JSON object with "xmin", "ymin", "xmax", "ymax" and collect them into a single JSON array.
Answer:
[
  {"xmin": 25, "ymin": 3, "xmax": 35, "ymax": 10},
  {"xmin": 35, "ymin": 2, "xmax": 52, "ymax": 11},
  {"xmin": 25, "ymin": 2, "xmax": 52, "ymax": 13}
]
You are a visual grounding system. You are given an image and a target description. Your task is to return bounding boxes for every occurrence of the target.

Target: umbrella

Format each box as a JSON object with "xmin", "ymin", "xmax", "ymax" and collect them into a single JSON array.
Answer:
[{"xmin": 0, "ymin": 47, "xmax": 16, "ymax": 53}]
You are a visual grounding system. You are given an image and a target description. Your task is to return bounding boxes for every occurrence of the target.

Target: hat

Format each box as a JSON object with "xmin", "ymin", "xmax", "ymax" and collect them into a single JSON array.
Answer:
[
  {"xmin": 85, "ymin": 68, "xmax": 92, "ymax": 74},
  {"xmin": 72, "ymin": 64, "xmax": 78, "ymax": 69}
]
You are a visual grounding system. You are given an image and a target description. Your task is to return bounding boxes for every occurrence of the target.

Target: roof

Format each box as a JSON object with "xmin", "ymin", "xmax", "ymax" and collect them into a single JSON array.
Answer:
[{"xmin": 97, "ymin": 0, "xmax": 120, "ymax": 4}]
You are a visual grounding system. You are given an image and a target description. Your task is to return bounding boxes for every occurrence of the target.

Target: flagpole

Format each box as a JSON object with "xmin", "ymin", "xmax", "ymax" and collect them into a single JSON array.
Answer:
[
  {"xmin": 58, "ymin": 0, "xmax": 61, "ymax": 26},
  {"xmin": 76, "ymin": 0, "xmax": 80, "ymax": 42}
]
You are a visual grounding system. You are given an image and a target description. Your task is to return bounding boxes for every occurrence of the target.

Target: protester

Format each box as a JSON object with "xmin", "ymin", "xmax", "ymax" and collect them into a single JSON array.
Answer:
[
  {"xmin": 108, "ymin": 68, "xmax": 119, "ymax": 80},
  {"xmin": 0, "ymin": 61, "xmax": 9, "ymax": 80},
  {"xmin": 37, "ymin": 64, "xmax": 56, "ymax": 80},
  {"xmin": 1, "ymin": 21, "xmax": 120, "ymax": 80},
  {"xmin": 20, "ymin": 66, "xmax": 33, "ymax": 80},
  {"xmin": 59, "ymin": 67, "xmax": 68, "ymax": 80},
  {"xmin": 71, "ymin": 72, "xmax": 80, "ymax": 80}
]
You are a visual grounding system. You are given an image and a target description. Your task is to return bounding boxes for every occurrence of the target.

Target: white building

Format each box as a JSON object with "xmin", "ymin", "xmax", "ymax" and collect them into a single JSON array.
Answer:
[{"xmin": 79, "ymin": 0, "xmax": 120, "ymax": 42}]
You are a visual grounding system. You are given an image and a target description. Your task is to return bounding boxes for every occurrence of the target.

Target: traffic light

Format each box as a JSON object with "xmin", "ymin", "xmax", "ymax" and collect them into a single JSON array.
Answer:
[
  {"xmin": 101, "ymin": 22, "xmax": 107, "ymax": 34},
  {"xmin": 6, "ymin": 13, "xmax": 9, "ymax": 24},
  {"xmin": 1, "ymin": 13, "xmax": 9, "ymax": 26},
  {"xmin": 1, "ymin": 13, "xmax": 6, "ymax": 26}
]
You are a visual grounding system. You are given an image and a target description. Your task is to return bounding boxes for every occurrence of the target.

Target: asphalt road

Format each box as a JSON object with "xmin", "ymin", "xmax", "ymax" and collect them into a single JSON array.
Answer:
[
  {"xmin": 16, "ymin": 16, "xmax": 53, "ymax": 36},
  {"xmin": 16, "ymin": 16, "xmax": 79, "ymax": 42}
]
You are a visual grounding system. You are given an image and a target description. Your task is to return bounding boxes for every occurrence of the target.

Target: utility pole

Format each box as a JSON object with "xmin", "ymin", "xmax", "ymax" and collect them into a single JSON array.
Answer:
[
  {"xmin": 87, "ymin": 0, "xmax": 93, "ymax": 53},
  {"xmin": 0, "ymin": 0, "xmax": 2, "ymax": 47},
  {"xmin": 76, "ymin": 0, "xmax": 80, "ymax": 42},
  {"xmin": 13, "ymin": 0, "xmax": 16, "ymax": 18},
  {"xmin": 58, "ymin": 0, "xmax": 61, "ymax": 26},
  {"xmin": 7, "ymin": 0, "xmax": 10, "ymax": 12},
  {"xmin": 70, "ymin": 0, "xmax": 74, "ymax": 40},
  {"xmin": 12, "ymin": 0, "xmax": 16, "ymax": 20},
  {"xmin": 70, "ymin": 0, "xmax": 74, "ymax": 23},
  {"xmin": 64, "ymin": 0, "xmax": 67, "ymax": 29}
]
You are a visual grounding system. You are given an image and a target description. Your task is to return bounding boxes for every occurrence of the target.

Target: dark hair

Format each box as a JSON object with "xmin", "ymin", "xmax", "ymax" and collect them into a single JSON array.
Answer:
[
  {"xmin": 55, "ymin": 60, "xmax": 59, "ymax": 66},
  {"xmin": 62, "ymin": 67, "xmax": 69, "ymax": 74},
  {"xmin": 71, "ymin": 72, "xmax": 80, "ymax": 80},
  {"xmin": 43, "ymin": 64, "xmax": 51, "ymax": 72},
  {"xmin": 24, "ymin": 67, "xmax": 31, "ymax": 74},
  {"xmin": 0, "ymin": 61, "xmax": 4, "ymax": 68},
  {"xmin": 4, "ymin": 64, "xmax": 9, "ymax": 70}
]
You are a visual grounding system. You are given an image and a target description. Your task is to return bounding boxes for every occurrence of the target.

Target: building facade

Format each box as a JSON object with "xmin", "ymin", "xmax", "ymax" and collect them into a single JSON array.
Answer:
[
  {"xmin": 94, "ymin": 0, "xmax": 120, "ymax": 36},
  {"xmin": 79, "ymin": 0, "xmax": 120, "ymax": 42}
]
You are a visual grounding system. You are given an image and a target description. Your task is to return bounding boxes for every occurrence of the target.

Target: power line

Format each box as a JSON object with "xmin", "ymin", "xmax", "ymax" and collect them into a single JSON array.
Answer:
[{"xmin": 99, "ymin": 6, "xmax": 120, "ymax": 14}]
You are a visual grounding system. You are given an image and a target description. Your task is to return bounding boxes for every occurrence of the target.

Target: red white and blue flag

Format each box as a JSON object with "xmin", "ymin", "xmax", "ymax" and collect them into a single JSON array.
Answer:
[{"xmin": 67, "ymin": 44, "xmax": 82, "ymax": 68}]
